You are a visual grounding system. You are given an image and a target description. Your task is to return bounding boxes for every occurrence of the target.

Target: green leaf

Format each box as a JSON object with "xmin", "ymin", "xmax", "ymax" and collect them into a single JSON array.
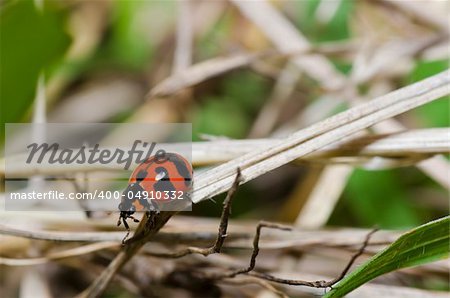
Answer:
[
  {"xmin": 324, "ymin": 216, "xmax": 450, "ymax": 298},
  {"xmin": 0, "ymin": 0, "xmax": 71, "ymax": 140}
]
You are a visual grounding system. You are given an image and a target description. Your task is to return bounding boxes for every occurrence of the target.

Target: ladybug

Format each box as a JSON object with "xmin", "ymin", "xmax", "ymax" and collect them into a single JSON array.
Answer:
[{"xmin": 117, "ymin": 152, "xmax": 193, "ymax": 242}]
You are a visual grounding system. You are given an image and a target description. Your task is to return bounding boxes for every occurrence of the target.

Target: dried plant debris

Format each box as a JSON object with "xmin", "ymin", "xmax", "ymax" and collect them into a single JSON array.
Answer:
[{"xmin": 1, "ymin": 1, "xmax": 449, "ymax": 297}]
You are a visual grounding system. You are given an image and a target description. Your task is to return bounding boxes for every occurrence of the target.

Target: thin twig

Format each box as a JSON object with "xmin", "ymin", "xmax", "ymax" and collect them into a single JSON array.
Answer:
[
  {"xmin": 76, "ymin": 169, "xmax": 243, "ymax": 298},
  {"xmin": 146, "ymin": 169, "xmax": 243, "ymax": 258},
  {"xmin": 209, "ymin": 227, "xmax": 377, "ymax": 288},
  {"xmin": 145, "ymin": 200, "xmax": 376, "ymax": 293},
  {"xmin": 222, "ymin": 221, "xmax": 293, "ymax": 278}
]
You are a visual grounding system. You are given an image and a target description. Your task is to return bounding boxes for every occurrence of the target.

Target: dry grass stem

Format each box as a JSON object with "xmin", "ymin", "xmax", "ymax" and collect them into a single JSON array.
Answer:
[
  {"xmin": 4, "ymin": 128, "xmax": 448, "ymax": 176},
  {"xmin": 193, "ymin": 70, "xmax": 449, "ymax": 203},
  {"xmin": 0, "ymin": 242, "xmax": 118, "ymax": 266}
]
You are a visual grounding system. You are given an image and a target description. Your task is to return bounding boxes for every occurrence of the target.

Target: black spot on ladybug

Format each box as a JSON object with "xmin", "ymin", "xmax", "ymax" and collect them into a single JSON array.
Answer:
[
  {"xmin": 168, "ymin": 154, "xmax": 192, "ymax": 187},
  {"xmin": 136, "ymin": 169, "xmax": 147, "ymax": 182}
]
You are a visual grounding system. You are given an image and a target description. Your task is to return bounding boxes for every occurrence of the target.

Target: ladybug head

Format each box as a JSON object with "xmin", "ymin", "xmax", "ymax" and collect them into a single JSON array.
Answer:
[
  {"xmin": 155, "ymin": 167, "xmax": 168, "ymax": 181},
  {"xmin": 136, "ymin": 170, "xmax": 147, "ymax": 183}
]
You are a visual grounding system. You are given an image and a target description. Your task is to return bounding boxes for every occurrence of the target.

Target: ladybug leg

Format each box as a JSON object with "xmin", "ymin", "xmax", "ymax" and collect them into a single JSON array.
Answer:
[
  {"xmin": 128, "ymin": 215, "xmax": 140, "ymax": 223},
  {"xmin": 150, "ymin": 200, "xmax": 160, "ymax": 214},
  {"xmin": 117, "ymin": 212, "xmax": 123, "ymax": 227},
  {"xmin": 117, "ymin": 211, "xmax": 129, "ymax": 227},
  {"xmin": 121, "ymin": 217, "xmax": 130, "ymax": 244},
  {"xmin": 139, "ymin": 197, "xmax": 159, "ymax": 214},
  {"xmin": 122, "ymin": 216, "xmax": 130, "ymax": 231},
  {"xmin": 154, "ymin": 202, "xmax": 161, "ymax": 214},
  {"xmin": 125, "ymin": 209, "xmax": 139, "ymax": 222}
]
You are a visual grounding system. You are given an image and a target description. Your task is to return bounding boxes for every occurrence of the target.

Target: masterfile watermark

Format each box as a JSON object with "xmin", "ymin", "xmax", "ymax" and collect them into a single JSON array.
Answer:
[
  {"xmin": 26, "ymin": 140, "xmax": 167, "ymax": 170},
  {"xmin": 4, "ymin": 123, "xmax": 193, "ymax": 212}
]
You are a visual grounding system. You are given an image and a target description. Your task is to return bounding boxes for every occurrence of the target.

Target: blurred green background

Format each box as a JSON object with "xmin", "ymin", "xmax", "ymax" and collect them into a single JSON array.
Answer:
[{"xmin": 1, "ymin": 0, "xmax": 448, "ymax": 231}]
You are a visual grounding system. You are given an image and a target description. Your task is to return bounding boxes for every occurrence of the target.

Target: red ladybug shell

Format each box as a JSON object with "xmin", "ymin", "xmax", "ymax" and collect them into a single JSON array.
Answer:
[{"xmin": 128, "ymin": 153, "xmax": 193, "ymax": 210}]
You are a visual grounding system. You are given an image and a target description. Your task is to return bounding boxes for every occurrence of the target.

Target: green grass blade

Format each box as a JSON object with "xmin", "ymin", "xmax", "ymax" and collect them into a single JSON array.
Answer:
[{"xmin": 324, "ymin": 216, "xmax": 450, "ymax": 298}]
